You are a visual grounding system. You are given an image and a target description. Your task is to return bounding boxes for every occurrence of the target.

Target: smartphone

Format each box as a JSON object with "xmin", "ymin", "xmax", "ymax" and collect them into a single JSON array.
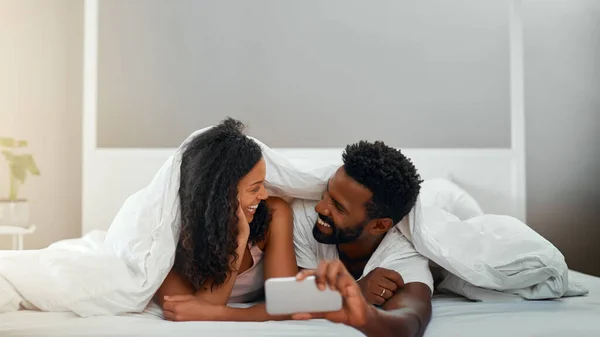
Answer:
[{"xmin": 265, "ymin": 276, "xmax": 343, "ymax": 315}]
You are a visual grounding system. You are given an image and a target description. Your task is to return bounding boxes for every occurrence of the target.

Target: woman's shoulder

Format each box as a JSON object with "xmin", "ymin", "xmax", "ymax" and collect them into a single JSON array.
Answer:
[
  {"xmin": 264, "ymin": 197, "xmax": 293, "ymax": 229},
  {"xmin": 265, "ymin": 196, "xmax": 291, "ymax": 213},
  {"xmin": 255, "ymin": 197, "xmax": 292, "ymax": 249}
]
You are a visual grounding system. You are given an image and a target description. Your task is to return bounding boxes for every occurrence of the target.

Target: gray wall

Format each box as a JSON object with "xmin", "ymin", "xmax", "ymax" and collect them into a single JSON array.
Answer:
[
  {"xmin": 524, "ymin": 0, "xmax": 600, "ymax": 276},
  {"xmin": 97, "ymin": 0, "xmax": 511, "ymax": 148}
]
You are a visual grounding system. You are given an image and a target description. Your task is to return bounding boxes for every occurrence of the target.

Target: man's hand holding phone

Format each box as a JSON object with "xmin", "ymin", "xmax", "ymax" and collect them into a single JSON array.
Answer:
[
  {"xmin": 268, "ymin": 260, "xmax": 421, "ymax": 337},
  {"xmin": 292, "ymin": 260, "xmax": 375, "ymax": 330}
]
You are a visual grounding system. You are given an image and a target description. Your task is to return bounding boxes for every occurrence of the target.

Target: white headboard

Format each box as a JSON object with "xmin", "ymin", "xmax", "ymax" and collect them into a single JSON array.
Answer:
[
  {"xmin": 81, "ymin": 0, "xmax": 526, "ymax": 234},
  {"xmin": 82, "ymin": 148, "xmax": 524, "ymax": 234}
]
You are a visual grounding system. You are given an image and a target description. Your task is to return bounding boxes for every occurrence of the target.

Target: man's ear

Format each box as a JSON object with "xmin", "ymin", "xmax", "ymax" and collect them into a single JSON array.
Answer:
[{"xmin": 368, "ymin": 218, "xmax": 394, "ymax": 235}]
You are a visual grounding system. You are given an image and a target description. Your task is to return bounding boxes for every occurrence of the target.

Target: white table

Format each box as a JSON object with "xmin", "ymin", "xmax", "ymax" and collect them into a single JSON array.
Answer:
[{"xmin": 0, "ymin": 225, "xmax": 36, "ymax": 250}]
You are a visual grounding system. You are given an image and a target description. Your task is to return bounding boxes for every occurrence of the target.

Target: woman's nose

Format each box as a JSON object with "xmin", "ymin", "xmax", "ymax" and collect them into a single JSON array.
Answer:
[{"xmin": 258, "ymin": 186, "xmax": 268, "ymax": 200}]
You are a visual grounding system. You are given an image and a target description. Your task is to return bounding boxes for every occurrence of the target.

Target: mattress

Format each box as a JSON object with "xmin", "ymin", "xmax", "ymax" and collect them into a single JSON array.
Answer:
[{"xmin": 1, "ymin": 271, "xmax": 599, "ymax": 337}]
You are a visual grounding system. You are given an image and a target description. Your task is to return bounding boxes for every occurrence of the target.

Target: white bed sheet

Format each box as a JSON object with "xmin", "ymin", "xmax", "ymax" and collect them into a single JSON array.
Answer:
[{"xmin": 1, "ymin": 271, "xmax": 598, "ymax": 337}]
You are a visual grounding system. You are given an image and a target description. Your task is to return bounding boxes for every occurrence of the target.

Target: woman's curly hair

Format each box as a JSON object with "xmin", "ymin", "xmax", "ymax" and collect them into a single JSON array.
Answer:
[{"xmin": 174, "ymin": 118, "xmax": 270, "ymax": 290}]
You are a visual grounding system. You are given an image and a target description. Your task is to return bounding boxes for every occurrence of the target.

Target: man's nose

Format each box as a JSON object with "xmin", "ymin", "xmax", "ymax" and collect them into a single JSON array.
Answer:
[{"xmin": 315, "ymin": 199, "xmax": 330, "ymax": 217}]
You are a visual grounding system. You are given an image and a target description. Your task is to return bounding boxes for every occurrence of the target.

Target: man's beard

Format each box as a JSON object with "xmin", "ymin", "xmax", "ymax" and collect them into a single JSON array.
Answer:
[{"xmin": 312, "ymin": 214, "xmax": 368, "ymax": 244}]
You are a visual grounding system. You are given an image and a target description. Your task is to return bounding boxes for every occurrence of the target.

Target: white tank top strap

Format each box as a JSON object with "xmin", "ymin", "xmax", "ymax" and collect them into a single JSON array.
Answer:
[
  {"xmin": 228, "ymin": 244, "xmax": 265, "ymax": 303},
  {"xmin": 248, "ymin": 244, "xmax": 263, "ymax": 263}
]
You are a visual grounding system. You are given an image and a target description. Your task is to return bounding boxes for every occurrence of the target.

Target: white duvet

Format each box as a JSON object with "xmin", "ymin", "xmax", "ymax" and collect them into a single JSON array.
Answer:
[{"xmin": 0, "ymin": 128, "xmax": 588, "ymax": 317}]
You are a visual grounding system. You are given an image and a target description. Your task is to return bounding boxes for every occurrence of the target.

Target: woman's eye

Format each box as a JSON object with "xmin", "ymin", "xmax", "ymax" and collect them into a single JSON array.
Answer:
[{"xmin": 251, "ymin": 187, "xmax": 260, "ymax": 193}]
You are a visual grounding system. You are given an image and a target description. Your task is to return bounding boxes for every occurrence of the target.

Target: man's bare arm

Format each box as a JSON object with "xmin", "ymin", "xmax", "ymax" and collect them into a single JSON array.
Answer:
[
  {"xmin": 293, "ymin": 261, "xmax": 432, "ymax": 337},
  {"xmin": 364, "ymin": 282, "xmax": 431, "ymax": 337}
]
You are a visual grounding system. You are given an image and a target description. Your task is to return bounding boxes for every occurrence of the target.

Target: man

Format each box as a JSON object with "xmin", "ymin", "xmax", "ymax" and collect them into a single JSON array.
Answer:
[{"xmin": 291, "ymin": 140, "xmax": 433, "ymax": 337}]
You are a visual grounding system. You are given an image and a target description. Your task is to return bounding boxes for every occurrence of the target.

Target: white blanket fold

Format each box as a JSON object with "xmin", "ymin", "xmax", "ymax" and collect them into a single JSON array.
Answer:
[
  {"xmin": 0, "ymin": 128, "xmax": 587, "ymax": 316},
  {"xmin": 405, "ymin": 184, "xmax": 589, "ymax": 301}
]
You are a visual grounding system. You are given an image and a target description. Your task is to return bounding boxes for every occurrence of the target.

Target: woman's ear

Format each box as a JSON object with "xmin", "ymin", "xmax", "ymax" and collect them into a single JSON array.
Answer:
[{"xmin": 368, "ymin": 218, "xmax": 394, "ymax": 236}]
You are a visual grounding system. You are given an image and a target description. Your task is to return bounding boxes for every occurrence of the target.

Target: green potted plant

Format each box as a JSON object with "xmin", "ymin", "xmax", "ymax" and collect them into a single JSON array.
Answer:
[{"xmin": 0, "ymin": 137, "xmax": 40, "ymax": 228}]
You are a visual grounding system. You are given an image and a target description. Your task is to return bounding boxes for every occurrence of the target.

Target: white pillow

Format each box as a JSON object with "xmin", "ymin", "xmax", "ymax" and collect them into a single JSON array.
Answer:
[
  {"xmin": 402, "ymin": 201, "xmax": 575, "ymax": 299},
  {"xmin": 419, "ymin": 178, "xmax": 484, "ymax": 220}
]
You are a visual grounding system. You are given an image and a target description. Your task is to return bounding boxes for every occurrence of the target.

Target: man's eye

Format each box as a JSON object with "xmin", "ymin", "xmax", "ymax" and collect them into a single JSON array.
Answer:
[{"xmin": 328, "ymin": 199, "xmax": 341, "ymax": 212}]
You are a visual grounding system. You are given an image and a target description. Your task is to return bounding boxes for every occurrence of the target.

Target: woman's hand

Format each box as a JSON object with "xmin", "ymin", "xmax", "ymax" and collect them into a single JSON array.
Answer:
[
  {"xmin": 162, "ymin": 295, "xmax": 225, "ymax": 321},
  {"xmin": 236, "ymin": 202, "xmax": 250, "ymax": 239}
]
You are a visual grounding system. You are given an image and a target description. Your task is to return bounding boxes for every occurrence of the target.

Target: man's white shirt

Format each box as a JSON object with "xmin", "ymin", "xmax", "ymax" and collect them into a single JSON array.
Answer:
[{"xmin": 292, "ymin": 199, "xmax": 434, "ymax": 293}]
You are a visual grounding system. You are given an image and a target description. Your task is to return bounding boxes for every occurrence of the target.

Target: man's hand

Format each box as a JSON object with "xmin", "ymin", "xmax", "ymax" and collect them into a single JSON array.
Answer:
[
  {"xmin": 162, "ymin": 295, "xmax": 225, "ymax": 321},
  {"xmin": 292, "ymin": 260, "xmax": 375, "ymax": 329},
  {"xmin": 357, "ymin": 267, "xmax": 405, "ymax": 306},
  {"xmin": 292, "ymin": 260, "xmax": 428, "ymax": 337}
]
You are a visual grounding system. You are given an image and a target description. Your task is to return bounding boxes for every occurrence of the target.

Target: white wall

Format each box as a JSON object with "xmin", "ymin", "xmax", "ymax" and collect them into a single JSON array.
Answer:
[
  {"xmin": 0, "ymin": 0, "xmax": 83, "ymax": 249},
  {"xmin": 524, "ymin": 0, "xmax": 600, "ymax": 276}
]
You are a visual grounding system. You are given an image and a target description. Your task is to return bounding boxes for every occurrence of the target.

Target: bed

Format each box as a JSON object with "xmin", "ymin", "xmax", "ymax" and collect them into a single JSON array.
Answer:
[
  {"xmin": 2, "ymin": 270, "xmax": 598, "ymax": 337},
  {"xmin": 6, "ymin": 137, "xmax": 598, "ymax": 337}
]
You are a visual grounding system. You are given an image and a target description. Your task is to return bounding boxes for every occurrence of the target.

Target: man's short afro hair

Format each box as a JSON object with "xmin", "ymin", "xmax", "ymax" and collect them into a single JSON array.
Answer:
[{"xmin": 342, "ymin": 140, "xmax": 422, "ymax": 224}]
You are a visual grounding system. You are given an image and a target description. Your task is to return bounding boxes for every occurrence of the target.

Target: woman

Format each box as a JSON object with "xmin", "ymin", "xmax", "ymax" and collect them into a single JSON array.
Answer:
[{"xmin": 155, "ymin": 118, "xmax": 297, "ymax": 321}]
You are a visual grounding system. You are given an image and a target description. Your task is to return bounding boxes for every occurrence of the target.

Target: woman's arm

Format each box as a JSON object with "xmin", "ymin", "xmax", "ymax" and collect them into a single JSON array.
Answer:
[
  {"xmin": 163, "ymin": 198, "xmax": 299, "ymax": 322},
  {"xmin": 263, "ymin": 197, "xmax": 299, "ymax": 279},
  {"xmin": 155, "ymin": 269, "xmax": 195, "ymax": 308},
  {"xmin": 215, "ymin": 197, "xmax": 298, "ymax": 321},
  {"xmin": 222, "ymin": 197, "xmax": 298, "ymax": 321},
  {"xmin": 158, "ymin": 232, "xmax": 248, "ymax": 309},
  {"xmin": 159, "ymin": 205, "xmax": 250, "ymax": 308},
  {"xmin": 163, "ymin": 297, "xmax": 292, "ymax": 322},
  {"xmin": 193, "ymin": 225, "xmax": 249, "ymax": 305}
]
